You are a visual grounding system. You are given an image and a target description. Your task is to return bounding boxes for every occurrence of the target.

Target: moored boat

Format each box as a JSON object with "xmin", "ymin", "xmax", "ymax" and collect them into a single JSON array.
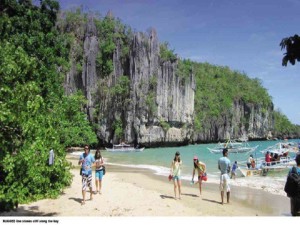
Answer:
[
  {"xmin": 237, "ymin": 156, "xmax": 295, "ymax": 177},
  {"xmin": 207, "ymin": 139, "xmax": 258, "ymax": 154},
  {"xmin": 105, "ymin": 143, "xmax": 144, "ymax": 152},
  {"xmin": 260, "ymin": 141, "xmax": 298, "ymax": 156}
]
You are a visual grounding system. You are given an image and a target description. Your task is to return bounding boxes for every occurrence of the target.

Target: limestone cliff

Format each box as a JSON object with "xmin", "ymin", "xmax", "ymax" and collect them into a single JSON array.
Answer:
[
  {"xmin": 63, "ymin": 14, "xmax": 274, "ymax": 146},
  {"xmin": 64, "ymin": 16, "xmax": 195, "ymax": 146},
  {"xmin": 193, "ymin": 100, "xmax": 274, "ymax": 142}
]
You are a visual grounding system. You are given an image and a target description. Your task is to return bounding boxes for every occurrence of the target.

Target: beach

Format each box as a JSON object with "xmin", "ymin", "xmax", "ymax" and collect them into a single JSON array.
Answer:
[{"xmin": 0, "ymin": 155, "xmax": 292, "ymax": 218}]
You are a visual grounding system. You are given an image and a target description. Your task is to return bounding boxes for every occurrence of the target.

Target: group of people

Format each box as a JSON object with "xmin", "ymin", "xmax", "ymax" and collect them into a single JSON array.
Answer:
[
  {"xmin": 169, "ymin": 148, "xmax": 232, "ymax": 205},
  {"xmin": 265, "ymin": 151, "xmax": 284, "ymax": 166},
  {"xmin": 78, "ymin": 145, "xmax": 105, "ymax": 205},
  {"xmin": 77, "ymin": 144, "xmax": 300, "ymax": 216}
]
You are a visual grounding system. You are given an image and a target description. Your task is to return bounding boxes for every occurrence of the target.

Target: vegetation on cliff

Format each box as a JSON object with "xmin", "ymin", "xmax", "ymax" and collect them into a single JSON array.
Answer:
[{"xmin": 193, "ymin": 63, "xmax": 272, "ymax": 131}]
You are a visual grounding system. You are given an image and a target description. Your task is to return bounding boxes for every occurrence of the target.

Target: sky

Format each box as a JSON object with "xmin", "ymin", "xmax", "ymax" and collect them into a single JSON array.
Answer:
[{"xmin": 59, "ymin": 0, "xmax": 300, "ymax": 125}]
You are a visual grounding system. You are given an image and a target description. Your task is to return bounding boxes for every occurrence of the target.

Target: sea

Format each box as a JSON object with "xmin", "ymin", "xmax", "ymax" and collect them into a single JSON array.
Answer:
[{"xmin": 71, "ymin": 139, "xmax": 300, "ymax": 197}]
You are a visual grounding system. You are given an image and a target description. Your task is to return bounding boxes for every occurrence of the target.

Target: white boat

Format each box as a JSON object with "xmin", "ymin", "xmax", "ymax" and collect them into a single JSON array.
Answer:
[
  {"xmin": 237, "ymin": 156, "xmax": 295, "ymax": 177},
  {"xmin": 207, "ymin": 139, "xmax": 258, "ymax": 154},
  {"xmin": 260, "ymin": 142, "xmax": 298, "ymax": 156},
  {"xmin": 105, "ymin": 143, "xmax": 144, "ymax": 152}
]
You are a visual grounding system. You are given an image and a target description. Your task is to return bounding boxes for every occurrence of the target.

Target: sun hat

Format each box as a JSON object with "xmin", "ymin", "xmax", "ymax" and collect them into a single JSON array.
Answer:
[{"xmin": 193, "ymin": 156, "xmax": 198, "ymax": 160}]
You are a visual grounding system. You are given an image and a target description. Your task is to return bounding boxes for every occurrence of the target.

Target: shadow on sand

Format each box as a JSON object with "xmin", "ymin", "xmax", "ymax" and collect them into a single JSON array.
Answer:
[
  {"xmin": 0, "ymin": 206, "xmax": 58, "ymax": 216},
  {"xmin": 202, "ymin": 198, "xmax": 222, "ymax": 205},
  {"xmin": 68, "ymin": 197, "xmax": 83, "ymax": 204},
  {"xmin": 159, "ymin": 195, "xmax": 174, "ymax": 200},
  {"xmin": 181, "ymin": 193, "xmax": 199, "ymax": 198}
]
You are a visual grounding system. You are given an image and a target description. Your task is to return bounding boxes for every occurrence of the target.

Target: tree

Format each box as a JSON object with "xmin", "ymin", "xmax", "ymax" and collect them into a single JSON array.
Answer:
[
  {"xmin": 0, "ymin": 0, "xmax": 97, "ymax": 211},
  {"xmin": 280, "ymin": 34, "xmax": 300, "ymax": 66}
]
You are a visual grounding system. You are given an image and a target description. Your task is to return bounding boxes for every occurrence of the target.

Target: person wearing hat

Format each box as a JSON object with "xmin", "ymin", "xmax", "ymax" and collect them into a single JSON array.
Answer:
[
  {"xmin": 170, "ymin": 151, "xmax": 182, "ymax": 200},
  {"xmin": 191, "ymin": 155, "xmax": 207, "ymax": 196}
]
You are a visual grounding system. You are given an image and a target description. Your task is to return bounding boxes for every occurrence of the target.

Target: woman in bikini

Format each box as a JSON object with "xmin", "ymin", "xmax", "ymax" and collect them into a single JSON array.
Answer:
[{"xmin": 191, "ymin": 155, "xmax": 206, "ymax": 196}]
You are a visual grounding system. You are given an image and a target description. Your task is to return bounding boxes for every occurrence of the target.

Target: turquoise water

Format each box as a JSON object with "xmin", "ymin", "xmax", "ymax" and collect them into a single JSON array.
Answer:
[
  {"xmin": 100, "ymin": 139, "xmax": 300, "ymax": 180},
  {"xmin": 71, "ymin": 139, "xmax": 300, "ymax": 196}
]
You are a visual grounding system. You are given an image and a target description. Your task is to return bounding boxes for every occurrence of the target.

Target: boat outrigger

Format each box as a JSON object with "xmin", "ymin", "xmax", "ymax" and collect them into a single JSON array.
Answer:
[
  {"xmin": 105, "ymin": 143, "xmax": 144, "ymax": 152},
  {"xmin": 207, "ymin": 139, "xmax": 258, "ymax": 154}
]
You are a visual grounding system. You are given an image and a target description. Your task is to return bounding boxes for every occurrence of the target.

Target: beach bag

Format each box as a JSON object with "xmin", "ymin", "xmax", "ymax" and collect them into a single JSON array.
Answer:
[
  {"xmin": 284, "ymin": 167, "xmax": 300, "ymax": 198},
  {"xmin": 201, "ymin": 172, "xmax": 208, "ymax": 181},
  {"xmin": 168, "ymin": 174, "xmax": 173, "ymax": 181}
]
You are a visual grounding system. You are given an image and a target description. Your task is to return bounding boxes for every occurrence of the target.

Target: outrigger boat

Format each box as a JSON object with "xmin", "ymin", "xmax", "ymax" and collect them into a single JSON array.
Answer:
[
  {"xmin": 207, "ymin": 139, "xmax": 258, "ymax": 154},
  {"xmin": 237, "ymin": 156, "xmax": 296, "ymax": 177},
  {"xmin": 260, "ymin": 141, "xmax": 298, "ymax": 156},
  {"xmin": 105, "ymin": 143, "xmax": 144, "ymax": 152}
]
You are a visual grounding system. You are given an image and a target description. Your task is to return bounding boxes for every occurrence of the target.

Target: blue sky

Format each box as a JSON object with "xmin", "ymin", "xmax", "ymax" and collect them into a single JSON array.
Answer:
[{"xmin": 60, "ymin": 0, "xmax": 300, "ymax": 125}]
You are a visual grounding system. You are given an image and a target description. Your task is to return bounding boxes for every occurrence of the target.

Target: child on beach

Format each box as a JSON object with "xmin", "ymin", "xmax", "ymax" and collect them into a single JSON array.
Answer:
[
  {"xmin": 231, "ymin": 161, "xmax": 238, "ymax": 180},
  {"xmin": 170, "ymin": 151, "xmax": 182, "ymax": 200},
  {"xmin": 94, "ymin": 149, "xmax": 104, "ymax": 194},
  {"xmin": 191, "ymin": 156, "xmax": 207, "ymax": 196},
  {"xmin": 78, "ymin": 145, "xmax": 95, "ymax": 205}
]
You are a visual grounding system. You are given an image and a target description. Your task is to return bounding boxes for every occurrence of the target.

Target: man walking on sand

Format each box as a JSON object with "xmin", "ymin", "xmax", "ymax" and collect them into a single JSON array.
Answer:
[
  {"xmin": 78, "ymin": 145, "xmax": 95, "ymax": 205},
  {"xmin": 218, "ymin": 148, "xmax": 231, "ymax": 205}
]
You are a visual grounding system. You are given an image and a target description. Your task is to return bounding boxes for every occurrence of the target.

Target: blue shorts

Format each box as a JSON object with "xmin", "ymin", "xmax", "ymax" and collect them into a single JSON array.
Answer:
[
  {"xmin": 95, "ymin": 170, "xmax": 104, "ymax": 180},
  {"xmin": 172, "ymin": 175, "xmax": 181, "ymax": 181}
]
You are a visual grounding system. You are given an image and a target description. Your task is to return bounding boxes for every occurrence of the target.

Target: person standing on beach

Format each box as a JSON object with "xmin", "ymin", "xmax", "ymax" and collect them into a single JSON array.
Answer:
[
  {"xmin": 78, "ymin": 145, "xmax": 95, "ymax": 205},
  {"xmin": 170, "ymin": 151, "xmax": 182, "ymax": 200},
  {"xmin": 191, "ymin": 156, "xmax": 206, "ymax": 196},
  {"xmin": 286, "ymin": 154, "xmax": 300, "ymax": 216},
  {"xmin": 94, "ymin": 149, "xmax": 104, "ymax": 194},
  {"xmin": 218, "ymin": 148, "xmax": 231, "ymax": 205},
  {"xmin": 246, "ymin": 155, "xmax": 253, "ymax": 169},
  {"xmin": 265, "ymin": 151, "xmax": 271, "ymax": 166}
]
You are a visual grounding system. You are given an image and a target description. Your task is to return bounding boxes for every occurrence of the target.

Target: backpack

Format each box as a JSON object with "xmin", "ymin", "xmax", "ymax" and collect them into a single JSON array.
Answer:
[{"xmin": 284, "ymin": 166, "xmax": 300, "ymax": 198}]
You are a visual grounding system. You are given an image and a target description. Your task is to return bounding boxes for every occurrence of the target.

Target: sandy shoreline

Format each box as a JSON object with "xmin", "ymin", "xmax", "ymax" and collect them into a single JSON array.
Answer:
[{"xmin": 0, "ymin": 155, "xmax": 292, "ymax": 217}]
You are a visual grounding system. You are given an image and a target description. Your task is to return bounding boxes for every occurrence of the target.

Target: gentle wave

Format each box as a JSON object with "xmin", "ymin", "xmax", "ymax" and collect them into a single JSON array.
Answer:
[{"xmin": 105, "ymin": 162, "xmax": 288, "ymax": 197}]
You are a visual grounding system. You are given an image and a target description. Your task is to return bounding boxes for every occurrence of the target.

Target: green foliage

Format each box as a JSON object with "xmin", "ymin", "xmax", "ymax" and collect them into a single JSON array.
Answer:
[
  {"xmin": 159, "ymin": 42, "xmax": 177, "ymax": 62},
  {"xmin": 54, "ymin": 93, "xmax": 98, "ymax": 147},
  {"xmin": 95, "ymin": 16, "xmax": 132, "ymax": 77},
  {"xmin": 110, "ymin": 75, "xmax": 130, "ymax": 96},
  {"xmin": 112, "ymin": 118, "xmax": 123, "ymax": 139},
  {"xmin": 176, "ymin": 59, "xmax": 193, "ymax": 79},
  {"xmin": 109, "ymin": 76, "xmax": 130, "ymax": 140},
  {"xmin": 146, "ymin": 76, "xmax": 158, "ymax": 118},
  {"xmin": 0, "ymin": 0, "xmax": 97, "ymax": 211},
  {"xmin": 193, "ymin": 62, "xmax": 273, "ymax": 131},
  {"xmin": 280, "ymin": 34, "xmax": 300, "ymax": 66},
  {"xmin": 159, "ymin": 119, "xmax": 171, "ymax": 133},
  {"xmin": 272, "ymin": 110, "xmax": 300, "ymax": 137},
  {"xmin": 146, "ymin": 92, "xmax": 157, "ymax": 117}
]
